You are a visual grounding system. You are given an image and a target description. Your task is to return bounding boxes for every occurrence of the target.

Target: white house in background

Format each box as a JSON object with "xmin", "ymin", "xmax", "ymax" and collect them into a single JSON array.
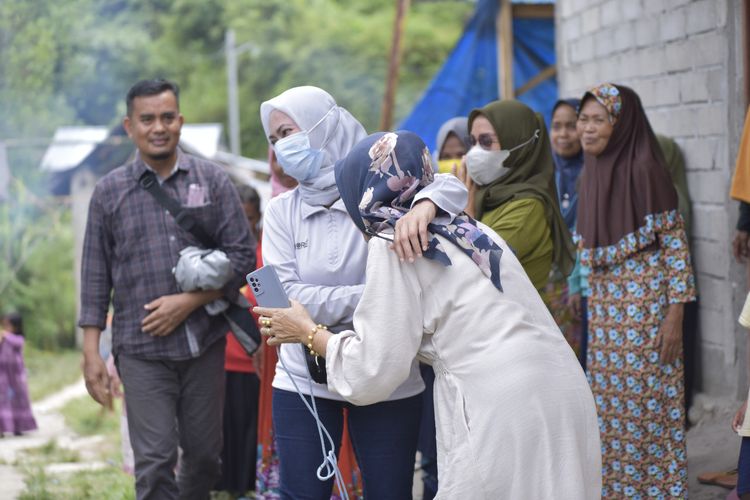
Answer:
[
  {"xmin": 40, "ymin": 123, "xmax": 272, "ymax": 201},
  {"xmin": 40, "ymin": 126, "xmax": 110, "ymax": 173}
]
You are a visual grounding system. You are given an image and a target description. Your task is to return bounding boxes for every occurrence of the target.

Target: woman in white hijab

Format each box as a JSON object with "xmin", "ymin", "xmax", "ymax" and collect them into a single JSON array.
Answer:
[{"xmin": 259, "ymin": 86, "xmax": 468, "ymax": 499}]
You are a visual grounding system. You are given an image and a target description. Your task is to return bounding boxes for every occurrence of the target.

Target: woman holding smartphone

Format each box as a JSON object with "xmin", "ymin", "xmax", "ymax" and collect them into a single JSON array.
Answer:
[{"xmin": 258, "ymin": 86, "xmax": 468, "ymax": 499}]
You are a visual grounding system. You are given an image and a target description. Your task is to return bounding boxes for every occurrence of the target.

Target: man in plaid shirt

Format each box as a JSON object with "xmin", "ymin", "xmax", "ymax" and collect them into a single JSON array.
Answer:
[{"xmin": 79, "ymin": 79, "xmax": 255, "ymax": 499}]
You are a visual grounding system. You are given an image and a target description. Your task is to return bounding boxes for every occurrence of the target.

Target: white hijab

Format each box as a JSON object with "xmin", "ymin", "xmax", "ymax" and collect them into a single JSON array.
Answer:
[{"xmin": 260, "ymin": 86, "xmax": 367, "ymax": 206}]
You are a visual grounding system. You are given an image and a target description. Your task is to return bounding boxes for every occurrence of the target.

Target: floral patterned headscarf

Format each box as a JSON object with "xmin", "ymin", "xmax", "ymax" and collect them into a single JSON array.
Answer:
[
  {"xmin": 576, "ymin": 83, "xmax": 678, "ymax": 262},
  {"xmin": 586, "ymin": 83, "xmax": 622, "ymax": 123},
  {"xmin": 335, "ymin": 131, "xmax": 504, "ymax": 292}
]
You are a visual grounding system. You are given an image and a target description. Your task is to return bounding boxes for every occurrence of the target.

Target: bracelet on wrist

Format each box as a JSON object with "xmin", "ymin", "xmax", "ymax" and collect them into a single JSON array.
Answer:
[{"xmin": 307, "ymin": 324, "xmax": 326, "ymax": 357}]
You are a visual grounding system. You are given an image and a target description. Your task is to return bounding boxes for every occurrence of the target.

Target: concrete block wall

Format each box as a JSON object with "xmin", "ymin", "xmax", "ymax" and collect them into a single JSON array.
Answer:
[{"xmin": 556, "ymin": 0, "xmax": 747, "ymax": 399}]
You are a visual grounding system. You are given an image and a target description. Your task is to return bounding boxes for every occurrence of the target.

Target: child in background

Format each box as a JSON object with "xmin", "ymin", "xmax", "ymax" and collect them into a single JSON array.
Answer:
[
  {"xmin": 106, "ymin": 354, "xmax": 135, "ymax": 475},
  {"xmin": 0, "ymin": 312, "xmax": 37, "ymax": 436}
]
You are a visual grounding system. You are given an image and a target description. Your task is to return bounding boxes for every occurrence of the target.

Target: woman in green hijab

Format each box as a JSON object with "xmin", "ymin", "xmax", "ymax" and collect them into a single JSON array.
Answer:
[{"xmin": 460, "ymin": 99, "xmax": 575, "ymax": 291}]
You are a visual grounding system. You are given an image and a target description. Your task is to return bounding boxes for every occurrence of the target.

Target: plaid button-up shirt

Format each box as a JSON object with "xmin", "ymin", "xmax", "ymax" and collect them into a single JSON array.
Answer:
[{"xmin": 79, "ymin": 150, "xmax": 256, "ymax": 360}]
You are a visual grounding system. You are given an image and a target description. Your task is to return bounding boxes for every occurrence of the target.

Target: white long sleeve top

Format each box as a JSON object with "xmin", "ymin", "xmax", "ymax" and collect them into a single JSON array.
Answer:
[{"xmin": 325, "ymin": 226, "xmax": 602, "ymax": 498}]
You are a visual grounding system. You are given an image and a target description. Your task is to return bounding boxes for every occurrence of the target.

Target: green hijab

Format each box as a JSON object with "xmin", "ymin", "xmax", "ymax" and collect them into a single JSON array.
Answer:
[
  {"xmin": 656, "ymin": 134, "xmax": 691, "ymax": 237},
  {"xmin": 468, "ymin": 100, "xmax": 575, "ymax": 276}
]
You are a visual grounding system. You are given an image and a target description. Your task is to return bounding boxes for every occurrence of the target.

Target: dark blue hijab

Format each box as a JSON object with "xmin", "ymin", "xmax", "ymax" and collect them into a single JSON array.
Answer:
[
  {"xmin": 335, "ymin": 131, "xmax": 504, "ymax": 291},
  {"xmin": 551, "ymin": 98, "xmax": 584, "ymax": 232}
]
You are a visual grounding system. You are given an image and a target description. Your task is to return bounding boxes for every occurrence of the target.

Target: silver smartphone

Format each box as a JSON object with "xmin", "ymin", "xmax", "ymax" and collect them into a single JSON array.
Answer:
[{"xmin": 246, "ymin": 266, "xmax": 290, "ymax": 308}]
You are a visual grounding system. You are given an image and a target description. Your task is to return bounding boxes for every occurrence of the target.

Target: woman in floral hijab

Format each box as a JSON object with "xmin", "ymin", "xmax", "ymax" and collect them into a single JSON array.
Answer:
[
  {"xmin": 256, "ymin": 131, "xmax": 602, "ymax": 499},
  {"xmin": 577, "ymin": 83, "xmax": 696, "ymax": 498}
]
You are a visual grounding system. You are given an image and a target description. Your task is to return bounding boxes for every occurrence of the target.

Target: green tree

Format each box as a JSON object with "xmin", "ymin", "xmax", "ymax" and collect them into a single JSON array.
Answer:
[
  {"xmin": 0, "ymin": 179, "xmax": 76, "ymax": 349},
  {"xmin": 1, "ymin": 0, "xmax": 471, "ymax": 155},
  {"xmin": 0, "ymin": 0, "xmax": 472, "ymax": 348},
  {"xmin": 224, "ymin": 0, "xmax": 472, "ymax": 157}
]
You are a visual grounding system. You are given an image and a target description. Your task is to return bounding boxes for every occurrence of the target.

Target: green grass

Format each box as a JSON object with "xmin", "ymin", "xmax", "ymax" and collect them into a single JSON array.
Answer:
[
  {"xmin": 25, "ymin": 347, "xmax": 82, "ymax": 401},
  {"xmin": 19, "ymin": 466, "xmax": 135, "ymax": 500},
  {"xmin": 16, "ymin": 440, "xmax": 81, "ymax": 466},
  {"xmin": 17, "ymin": 397, "xmax": 132, "ymax": 499},
  {"xmin": 60, "ymin": 395, "xmax": 121, "ymax": 438},
  {"xmin": 17, "ymin": 363, "xmax": 250, "ymax": 499}
]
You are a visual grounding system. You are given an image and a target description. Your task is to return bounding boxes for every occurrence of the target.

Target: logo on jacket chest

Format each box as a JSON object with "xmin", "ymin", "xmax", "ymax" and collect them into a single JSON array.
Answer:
[{"xmin": 295, "ymin": 240, "xmax": 308, "ymax": 250}]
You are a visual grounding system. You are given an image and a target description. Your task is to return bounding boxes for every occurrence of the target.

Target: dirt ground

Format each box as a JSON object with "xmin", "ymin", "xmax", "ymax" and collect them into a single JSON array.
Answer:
[
  {"xmin": 687, "ymin": 395, "xmax": 743, "ymax": 500},
  {"xmin": 2, "ymin": 380, "xmax": 745, "ymax": 500}
]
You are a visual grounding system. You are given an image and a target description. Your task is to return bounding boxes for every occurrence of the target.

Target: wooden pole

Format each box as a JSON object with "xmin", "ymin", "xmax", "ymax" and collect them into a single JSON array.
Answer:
[
  {"xmin": 496, "ymin": 0, "xmax": 514, "ymax": 100},
  {"xmin": 380, "ymin": 0, "xmax": 410, "ymax": 131},
  {"xmin": 225, "ymin": 29, "xmax": 241, "ymax": 156},
  {"xmin": 515, "ymin": 65, "xmax": 557, "ymax": 97}
]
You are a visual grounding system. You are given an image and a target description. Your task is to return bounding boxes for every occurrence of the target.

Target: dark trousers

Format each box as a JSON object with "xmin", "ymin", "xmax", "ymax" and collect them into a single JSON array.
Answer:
[
  {"xmin": 740, "ymin": 437, "xmax": 750, "ymax": 495},
  {"xmin": 272, "ymin": 388, "xmax": 421, "ymax": 500},
  {"xmin": 118, "ymin": 338, "xmax": 226, "ymax": 500},
  {"xmin": 216, "ymin": 371, "xmax": 260, "ymax": 495},
  {"xmin": 417, "ymin": 364, "xmax": 438, "ymax": 500}
]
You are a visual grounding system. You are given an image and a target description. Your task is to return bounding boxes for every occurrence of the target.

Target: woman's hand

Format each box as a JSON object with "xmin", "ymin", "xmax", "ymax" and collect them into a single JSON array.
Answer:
[
  {"xmin": 733, "ymin": 400, "xmax": 748, "ymax": 432},
  {"xmin": 254, "ymin": 300, "xmax": 316, "ymax": 347},
  {"xmin": 454, "ymin": 157, "xmax": 477, "ymax": 218},
  {"xmin": 392, "ymin": 200, "xmax": 436, "ymax": 263},
  {"xmin": 656, "ymin": 303, "xmax": 684, "ymax": 365}
]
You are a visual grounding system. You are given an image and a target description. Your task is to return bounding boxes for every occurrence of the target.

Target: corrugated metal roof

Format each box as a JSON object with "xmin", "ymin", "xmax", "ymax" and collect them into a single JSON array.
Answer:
[
  {"xmin": 40, "ymin": 123, "xmax": 224, "ymax": 173},
  {"xmin": 40, "ymin": 126, "xmax": 109, "ymax": 172},
  {"xmin": 181, "ymin": 123, "xmax": 223, "ymax": 159}
]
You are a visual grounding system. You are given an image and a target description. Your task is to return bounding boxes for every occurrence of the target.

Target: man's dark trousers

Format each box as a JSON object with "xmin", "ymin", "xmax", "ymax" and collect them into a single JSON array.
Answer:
[{"xmin": 118, "ymin": 337, "xmax": 226, "ymax": 500}]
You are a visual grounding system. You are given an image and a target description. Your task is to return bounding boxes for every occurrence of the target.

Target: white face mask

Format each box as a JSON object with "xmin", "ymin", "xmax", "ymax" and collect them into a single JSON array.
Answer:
[
  {"xmin": 273, "ymin": 107, "xmax": 336, "ymax": 182},
  {"xmin": 465, "ymin": 129, "xmax": 540, "ymax": 185}
]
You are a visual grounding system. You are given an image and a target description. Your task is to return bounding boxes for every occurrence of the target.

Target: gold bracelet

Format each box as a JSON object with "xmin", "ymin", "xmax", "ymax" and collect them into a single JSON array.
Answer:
[{"xmin": 307, "ymin": 324, "xmax": 326, "ymax": 356}]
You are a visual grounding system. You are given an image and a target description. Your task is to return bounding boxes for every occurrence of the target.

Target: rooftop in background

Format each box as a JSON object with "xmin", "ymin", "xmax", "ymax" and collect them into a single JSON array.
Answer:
[
  {"xmin": 40, "ymin": 124, "xmax": 225, "ymax": 173},
  {"xmin": 40, "ymin": 126, "xmax": 109, "ymax": 172},
  {"xmin": 43, "ymin": 123, "xmax": 272, "ymax": 205},
  {"xmin": 179, "ymin": 123, "xmax": 222, "ymax": 159}
]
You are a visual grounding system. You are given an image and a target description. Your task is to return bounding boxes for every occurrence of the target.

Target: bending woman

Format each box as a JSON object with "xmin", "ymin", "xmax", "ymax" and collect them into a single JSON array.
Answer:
[
  {"xmin": 257, "ymin": 131, "xmax": 602, "ymax": 499},
  {"xmin": 259, "ymin": 86, "xmax": 468, "ymax": 499}
]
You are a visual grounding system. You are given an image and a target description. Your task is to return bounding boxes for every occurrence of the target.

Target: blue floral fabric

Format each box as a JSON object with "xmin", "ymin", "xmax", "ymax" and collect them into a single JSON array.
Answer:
[
  {"xmin": 585, "ymin": 209, "xmax": 696, "ymax": 498},
  {"xmin": 335, "ymin": 131, "xmax": 504, "ymax": 292}
]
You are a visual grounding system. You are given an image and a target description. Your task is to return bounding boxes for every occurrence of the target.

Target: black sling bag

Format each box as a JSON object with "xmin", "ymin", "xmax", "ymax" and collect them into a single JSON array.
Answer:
[{"xmin": 139, "ymin": 170, "xmax": 260, "ymax": 355}]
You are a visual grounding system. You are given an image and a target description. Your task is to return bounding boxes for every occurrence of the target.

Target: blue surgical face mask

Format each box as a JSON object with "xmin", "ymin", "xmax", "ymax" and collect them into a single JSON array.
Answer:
[{"xmin": 273, "ymin": 107, "xmax": 335, "ymax": 182}]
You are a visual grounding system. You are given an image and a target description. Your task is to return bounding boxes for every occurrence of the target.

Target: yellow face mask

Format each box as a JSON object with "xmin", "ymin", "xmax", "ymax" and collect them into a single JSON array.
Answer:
[{"xmin": 437, "ymin": 159, "xmax": 460, "ymax": 175}]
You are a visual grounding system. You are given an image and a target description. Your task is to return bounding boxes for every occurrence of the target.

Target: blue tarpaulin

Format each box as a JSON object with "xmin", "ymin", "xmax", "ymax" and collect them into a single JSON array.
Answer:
[{"xmin": 399, "ymin": 0, "xmax": 556, "ymax": 153}]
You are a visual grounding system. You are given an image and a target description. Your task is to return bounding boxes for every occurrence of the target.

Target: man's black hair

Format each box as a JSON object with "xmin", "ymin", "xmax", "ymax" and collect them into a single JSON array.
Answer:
[{"xmin": 126, "ymin": 79, "xmax": 180, "ymax": 116}]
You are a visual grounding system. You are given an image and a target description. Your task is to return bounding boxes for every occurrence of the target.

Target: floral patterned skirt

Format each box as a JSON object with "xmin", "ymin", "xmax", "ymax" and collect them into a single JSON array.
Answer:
[
  {"xmin": 545, "ymin": 279, "xmax": 584, "ymax": 361},
  {"xmin": 587, "ymin": 249, "xmax": 687, "ymax": 499}
]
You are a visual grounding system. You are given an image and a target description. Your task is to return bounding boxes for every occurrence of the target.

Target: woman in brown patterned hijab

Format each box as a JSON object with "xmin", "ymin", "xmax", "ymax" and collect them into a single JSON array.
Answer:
[
  {"xmin": 576, "ymin": 84, "xmax": 678, "ymax": 254},
  {"xmin": 576, "ymin": 83, "xmax": 696, "ymax": 499}
]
